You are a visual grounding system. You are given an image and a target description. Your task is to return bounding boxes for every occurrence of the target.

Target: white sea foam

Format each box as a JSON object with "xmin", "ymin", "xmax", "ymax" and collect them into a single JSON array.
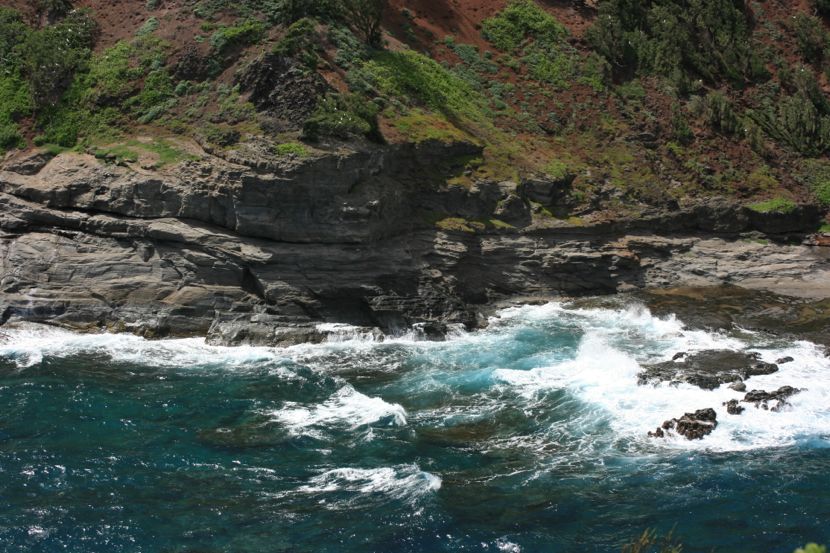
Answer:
[
  {"xmin": 297, "ymin": 464, "xmax": 441, "ymax": 507},
  {"xmin": 0, "ymin": 322, "xmax": 283, "ymax": 369},
  {"xmin": 493, "ymin": 303, "xmax": 830, "ymax": 452},
  {"xmin": 269, "ymin": 385, "xmax": 407, "ymax": 438}
]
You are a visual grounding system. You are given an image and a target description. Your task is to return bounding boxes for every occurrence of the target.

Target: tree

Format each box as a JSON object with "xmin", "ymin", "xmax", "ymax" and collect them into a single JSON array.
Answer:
[
  {"xmin": 19, "ymin": 10, "xmax": 98, "ymax": 109},
  {"xmin": 342, "ymin": 0, "xmax": 386, "ymax": 47},
  {"xmin": 37, "ymin": 0, "xmax": 74, "ymax": 24}
]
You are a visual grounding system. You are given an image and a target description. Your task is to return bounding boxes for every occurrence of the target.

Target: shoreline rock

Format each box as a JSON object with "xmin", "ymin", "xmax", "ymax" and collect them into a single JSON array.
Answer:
[
  {"xmin": 0, "ymin": 148, "xmax": 829, "ymax": 346},
  {"xmin": 649, "ymin": 408, "xmax": 718, "ymax": 440}
]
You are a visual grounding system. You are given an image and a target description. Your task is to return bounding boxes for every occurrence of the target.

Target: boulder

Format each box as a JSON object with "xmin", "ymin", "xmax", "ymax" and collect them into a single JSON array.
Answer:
[
  {"xmin": 650, "ymin": 408, "xmax": 718, "ymax": 440},
  {"xmin": 723, "ymin": 399, "xmax": 745, "ymax": 415}
]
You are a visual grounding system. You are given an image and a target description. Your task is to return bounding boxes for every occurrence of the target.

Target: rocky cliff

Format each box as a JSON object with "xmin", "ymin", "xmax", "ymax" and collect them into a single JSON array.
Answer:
[{"xmin": 1, "ymin": 141, "xmax": 829, "ymax": 346}]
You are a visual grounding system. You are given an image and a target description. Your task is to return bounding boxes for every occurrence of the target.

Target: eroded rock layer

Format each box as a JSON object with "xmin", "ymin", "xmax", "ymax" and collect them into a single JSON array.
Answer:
[{"xmin": 1, "ymin": 143, "xmax": 829, "ymax": 345}]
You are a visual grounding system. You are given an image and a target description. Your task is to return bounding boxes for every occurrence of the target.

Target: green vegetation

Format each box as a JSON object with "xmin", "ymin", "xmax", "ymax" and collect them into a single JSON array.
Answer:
[
  {"xmin": 274, "ymin": 17, "xmax": 319, "ymax": 67},
  {"xmin": 798, "ymin": 159, "xmax": 830, "ymax": 206},
  {"xmin": 341, "ymin": 0, "xmax": 386, "ymax": 47},
  {"xmin": 691, "ymin": 91, "xmax": 741, "ymax": 135},
  {"xmin": 481, "ymin": 0, "xmax": 595, "ymax": 92},
  {"xmin": 792, "ymin": 13, "xmax": 827, "ymax": 65},
  {"xmin": 343, "ymin": 47, "xmax": 499, "ymax": 144},
  {"xmin": 18, "ymin": 10, "xmax": 99, "ymax": 110},
  {"xmin": 482, "ymin": 0, "xmax": 566, "ymax": 52},
  {"xmin": 92, "ymin": 138, "xmax": 196, "ymax": 167},
  {"xmin": 303, "ymin": 93, "xmax": 379, "ymax": 141},
  {"xmin": 747, "ymin": 197, "xmax": 797, "ymax": 214},
  {"xmin": 587, "ymin": 0, "xmax": 766, "ymax": 89},
  {"xmin": 747, "ymin": 69, "xmax": 830, "ymax": 156},
  {"xmin": 544, "ymin": 159, "xmax": 570, "ymax": 180},
  {"xmin": 274, "ymin": 141, "xmax": 309, "ymax": 156},
  {"xmin": 210, "ymin": 20, "xmax": 265, "ymax": 57}
]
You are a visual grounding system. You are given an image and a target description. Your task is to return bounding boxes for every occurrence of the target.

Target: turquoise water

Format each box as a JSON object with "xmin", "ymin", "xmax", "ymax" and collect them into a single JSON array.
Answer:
[{"xmin": 1, "ymin": 302, "xmax": 829, "ymax": 552}]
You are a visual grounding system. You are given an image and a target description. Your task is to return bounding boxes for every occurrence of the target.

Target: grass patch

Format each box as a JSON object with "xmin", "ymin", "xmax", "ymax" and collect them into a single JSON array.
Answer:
[
  {"xmin": 274, "ymin": 141, "xmax": 310, "ymax": 157},
  {"xmin": 544, "ymin": 159, "xmax": 570, "ymax": 180},
  {"xmin": 489, "ymin": 218, "xmax": 515, "ymax": 229},
  {"xmin": 747, "ymin": 197, "xmax": 797, "ymax": 214},
  {"xmin": 390, "ymin": 110, "xmax": 469, "ymax": 143},
  {"xmin": 92, "ymin": 138, "xmax": 196, "ymax": 167}
]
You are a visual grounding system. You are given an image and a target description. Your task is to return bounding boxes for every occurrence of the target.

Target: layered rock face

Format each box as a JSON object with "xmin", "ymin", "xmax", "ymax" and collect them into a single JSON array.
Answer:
[{"xmin": 1, "ymin": 141, "xmax": 829, "ymax": 345}]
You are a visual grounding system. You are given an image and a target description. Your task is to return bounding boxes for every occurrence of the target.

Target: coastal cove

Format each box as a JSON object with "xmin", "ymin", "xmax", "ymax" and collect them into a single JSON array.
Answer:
[{"xmin": 4, "ymin": 0, "xmax": 830, "ymax": 550}]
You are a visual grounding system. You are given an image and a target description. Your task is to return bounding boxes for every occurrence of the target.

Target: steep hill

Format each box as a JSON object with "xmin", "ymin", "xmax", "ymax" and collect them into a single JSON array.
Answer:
[{"xmin": 2, "ymin": 0, "xmax": 830, "ymax": 224}]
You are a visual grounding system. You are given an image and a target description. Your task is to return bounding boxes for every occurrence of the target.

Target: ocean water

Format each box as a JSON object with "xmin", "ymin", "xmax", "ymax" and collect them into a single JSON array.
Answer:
[{"xmin": 1, "ymin": 302, "xmax": 829, "ymax": 552}]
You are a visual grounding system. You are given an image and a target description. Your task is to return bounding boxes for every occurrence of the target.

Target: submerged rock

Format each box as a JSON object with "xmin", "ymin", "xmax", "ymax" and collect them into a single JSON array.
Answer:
[
  {"xmin": 649, "ymin": 408, "xmax": 718, "ymax": 440},
  {"xmin": 638, "ymin": 350, "xmax": 778, "ymax": 390},
  {"xmin": 776, "ymin": 356, "xmax": 794, "ymax": 365},
  {"xmin": 742, "ymin": 386, "xmax": 800, "ymax": 411}
]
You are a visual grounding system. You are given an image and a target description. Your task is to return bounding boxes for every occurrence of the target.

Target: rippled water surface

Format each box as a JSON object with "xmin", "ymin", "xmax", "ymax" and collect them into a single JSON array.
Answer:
[{"xmin": 1, "ymin": 302, "xmax": 829, "ymax": 552}]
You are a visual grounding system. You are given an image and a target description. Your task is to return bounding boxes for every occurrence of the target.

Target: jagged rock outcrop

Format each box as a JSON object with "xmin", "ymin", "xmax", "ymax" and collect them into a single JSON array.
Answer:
[
  {"xmin": 638, "ymin": 350, "xmax": 779, "ymax": 390},
  {"xmin": 0, "ymin": 142, "xmax": 829, "ymax": 346},
  {"xmin": 649, "ymin": 408, "xmax": 718, "ymax": 440},
  {"xmin": 742, "ymin": 386, "xmax": 801, "ymax": 411}
]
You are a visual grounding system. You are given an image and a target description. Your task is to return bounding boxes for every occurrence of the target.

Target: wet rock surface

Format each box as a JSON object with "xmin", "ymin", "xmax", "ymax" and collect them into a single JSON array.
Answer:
[
  {"xmin": 638, "ymin": 350, "xmax": 778, "ymax": 390},
  {"xmin": 742, "ymin": 386, "xmax": 801, "ymax": 411},
  {"xmin": 638, "ymin": 287, "xmax": 830, "ymax": 349},
  {"xmin": 649, "ymin": 408, "xmax": 718, "ymax": 440},
  {"xmin": 723, "ymin": 399, "xmax": 745, "ymax": 415}
]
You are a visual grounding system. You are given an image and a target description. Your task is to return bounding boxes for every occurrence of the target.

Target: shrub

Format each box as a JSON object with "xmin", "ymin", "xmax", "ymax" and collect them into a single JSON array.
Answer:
[
  {"xmin": 671, "ymin": 107, "xmax": 695, "ymax": 145},
  {"xmin": 798, "ymin": 159, "xmax": 830, "ymax": 206},
  {"xmin": 587, "ymin": 0, "xmax": 763, "ymax": 88},
  {"xmin": 19, "ymin": 10, "xmax": 99, "ymax": 110},
  {"xmin": 303, "ymin": 93, "xmax": 379, "ymax": 140},
  {"xmin": 0, "ymin": 8, "xmax": 28, "ymax": 66},
  {"xmin": 694, "ymin": 91, "xmax": 741, "ymax": 135},
  {"xmin": 793, "ymin": 13, "xmax": 828, "ymax": 64},
  {"xmin": 817, "ymin": 0, "xmax": 830, "ymax": 17},
  {"xmin": 748, "ymin": 81, "xmax": 830, "ymax": 156},
  {"xmin": 0, "ymin": 121, "xmax": 22, "ymax": 153},
  {"xmin": 136, "ymin": 17, "xmax": 159, "ymax": 37},
  {"xmin": 274, "ymin": 141, "xmax": 309, "ymax": 156},
  {"xmin": 482, "ymin": 0, "xmax": 566, "ymax": 52},
  {"xmin": 203, "ymin": 123, "xmax": 240, "ymax": 146},
  {"xmin": 210, "ymin": 20, "xmax": 265, "ymax": 57},
  {"xmin": 274, "ymin": 17, "xmax": 319, "ymax": 67}
]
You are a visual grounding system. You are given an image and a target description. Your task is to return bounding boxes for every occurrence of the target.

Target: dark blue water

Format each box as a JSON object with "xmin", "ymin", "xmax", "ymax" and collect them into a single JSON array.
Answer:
[{"xmin": 1, "ymin": 303, "xmax": 828, "ymax": 552}]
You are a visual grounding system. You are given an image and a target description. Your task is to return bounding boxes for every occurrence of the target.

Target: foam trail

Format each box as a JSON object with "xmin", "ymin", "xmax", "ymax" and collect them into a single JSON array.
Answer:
[
  {"xmin": 270, "ymin": 385, "xmax": 407, "ymax": 438},
  {"xmin": 297, "ymin": 464, "xmax": 441, "ymax": 508},
  {"xmin": 0, "ymin": 323, "xmax": 282, "ymax": 369}
]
